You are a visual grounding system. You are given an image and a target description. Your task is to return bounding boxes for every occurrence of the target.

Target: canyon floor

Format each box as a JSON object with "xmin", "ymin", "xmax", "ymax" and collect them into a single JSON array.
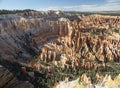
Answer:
[{"xmin": 0, "ymin": 10, "xmax": 120, "ymax": 88}]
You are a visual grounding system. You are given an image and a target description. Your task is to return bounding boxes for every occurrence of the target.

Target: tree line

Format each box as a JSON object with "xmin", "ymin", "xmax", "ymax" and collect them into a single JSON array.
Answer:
[{"xmin": 0, "ymin": 9, "xmax": 35, "ymax": 15}]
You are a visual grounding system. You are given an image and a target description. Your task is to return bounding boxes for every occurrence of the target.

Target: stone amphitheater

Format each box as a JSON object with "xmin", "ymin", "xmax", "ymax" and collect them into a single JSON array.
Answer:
[{"xmin": 0, "ymin": 10, "xmax": 120, "ymax": 88}]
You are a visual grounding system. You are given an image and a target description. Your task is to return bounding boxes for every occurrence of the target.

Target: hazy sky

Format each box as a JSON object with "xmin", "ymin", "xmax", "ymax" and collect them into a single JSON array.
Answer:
[{"xmin": 0, "ymin": 0, "xmax": 120, "ymax": 11}]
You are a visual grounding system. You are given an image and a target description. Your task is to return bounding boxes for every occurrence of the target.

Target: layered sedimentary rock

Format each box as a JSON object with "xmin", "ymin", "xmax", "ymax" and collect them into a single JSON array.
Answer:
[
  {"xmin": 0, "ymin": 65, "xmax": 34, "ymax": 88},
  {"xmin": 0, "ymin": 11, "xmax": 69, "ymax": 63}
]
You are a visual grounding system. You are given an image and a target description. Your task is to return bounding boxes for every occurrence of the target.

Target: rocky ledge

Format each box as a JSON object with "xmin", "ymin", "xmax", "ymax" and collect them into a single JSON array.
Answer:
[{"xmin": 0, "ymin": 65, "xmax": 34, "ymax": 88}]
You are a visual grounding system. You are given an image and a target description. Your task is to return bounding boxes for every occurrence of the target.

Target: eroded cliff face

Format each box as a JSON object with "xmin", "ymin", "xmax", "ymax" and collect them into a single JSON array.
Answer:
[
  {"xmin": 0, "ymin": 11, "xmax": 120, "ymax": 88},
  {"xmin": 0, "ymin": 11, "xmax": 70, "ymax": 63}
]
